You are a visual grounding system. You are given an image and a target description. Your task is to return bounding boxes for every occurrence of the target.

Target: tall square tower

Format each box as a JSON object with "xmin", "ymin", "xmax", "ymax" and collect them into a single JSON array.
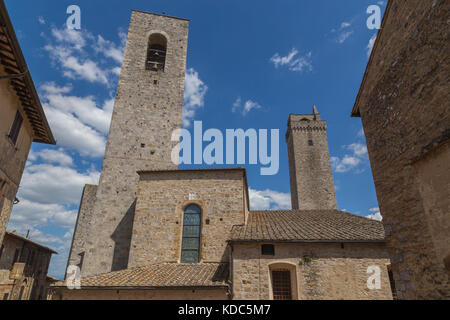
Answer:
[
  {"xmin": 72, "ymin": 11, "xmax": 190, "ymax": 277},
  {"xmin": 286, "ymin": 107, "xmax": 337, "ymax": 210}
]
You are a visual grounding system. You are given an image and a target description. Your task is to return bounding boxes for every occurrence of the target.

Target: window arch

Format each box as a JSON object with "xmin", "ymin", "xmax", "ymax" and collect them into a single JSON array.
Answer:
[
  {"xmin": 181, "ymin": 204, "xmax": 202, "ymax": 263},
  {"xmin": 146, "ymin": 33, "xmax": 167, "ymax": 72},
  {"xmin": 269, "ymin": 262, "xmax": 298, "ymax": 300}
]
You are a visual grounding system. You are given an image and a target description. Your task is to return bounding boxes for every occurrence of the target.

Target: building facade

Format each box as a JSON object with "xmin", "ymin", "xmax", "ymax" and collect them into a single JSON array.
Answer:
[
  {"xmin": 352, "ymin": 0, "xmax": 449, "ymax": 299},
  {"xmin": 0, "ymin": 231, "xmax": 57, "ymax": 300},
  {"xmin": 0, "ymin": 0, "xmax": 55, "ymax": 245},
  {"xmin": 52, "ymin": 10, "xmax": 394, "ymax": 300}
]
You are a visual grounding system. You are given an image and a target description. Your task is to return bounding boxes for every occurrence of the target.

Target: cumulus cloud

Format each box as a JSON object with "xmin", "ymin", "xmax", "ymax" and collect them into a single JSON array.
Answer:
[
  {"xmin": 19, "ymin": 163, "xmax": 99, "ymax": 205},
  {"xmin": 366, "ymin": 207, "xmax": 383, "ymax": 221},
  {"xmin": 29, "ymin": 148, "xmax": 74, "ymax": 166},
  {"xmin": 331, "ymin": 142, "xmax": 369, "ymax": 173},
  {"xmin": 249, "ymin": 189, "xmax": 291, "ymax": 211},
  {"xmin": 43, "ymin": 26, "xmax": 124, "ymax": 85},
  {"xmin": 183, "ymin": 68, "xmax": 208, "ymax": 127},
  {"xmin": 270, "ymin": 48, "xmax": 313, "ymax": 73}
]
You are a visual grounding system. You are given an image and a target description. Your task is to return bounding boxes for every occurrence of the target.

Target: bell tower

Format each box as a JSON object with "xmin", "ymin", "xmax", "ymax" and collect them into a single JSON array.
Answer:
[
  {"xmin": 75, "ymin": 11, "xmax": 190, "ymax": 277},
  {"xmin": 286, "ymin": 106, "xmax": 337, "ymax": 210}
]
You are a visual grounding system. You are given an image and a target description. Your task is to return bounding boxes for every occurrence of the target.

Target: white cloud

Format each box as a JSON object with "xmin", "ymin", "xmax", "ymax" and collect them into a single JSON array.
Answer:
[
  {"xmin": 249, "ymin": 189, "xmax": 291, "ymax": 211},
  {"xmin": 337, "ymin": 30, "xmax": 354, "ymax": 44},
  {"xmin": 9, "ymin": 200, "xmax": 77, "ymax": 230},
  {"xmin": 43, "ymin": 105, "xmax": 107, "ymax": 157},
  {"xmin": 270, "ymin": 48, "xmax": 313, "ymax": 73},
  {"xmin": 41, "ymin": 84, "xmax": 113, "ymax": 134},
  {"xmin": 43, "ymin": 27, "xmax": 123, "ymax": 85},
  {"xmin": 19, "ymin": 163, "xmax": 100, "ymax": 205},
  {"xmin": 39, "ymin": 82, "xmax": 113, "ymax": 156},
  {"xmin": 232, "ymin": 97, "xmax": 263, "ymax": 116},
  {"xmin": 347, "ymin": 143, "xmax": 368, "ymax": 157},
  {"xmin": 38, "ymin": 16, "xmax": 46, "ymax": 25},
  {"xmin": 366, "ymin": 207, "xmax": 383, "ymax": 221},
  {"xmin": 94, "ymin": 35, "xmax": 125, "ymax": 64},
  {"xmin": 331, "ymin": 142, "xmax": 368, "ymax": 173},
  {"xmin": 332, "ymin": 21, "xmax": 354, "ymax": 44},
  {"xmin": 367, "ymin": 34, "xmax": 377, "ymax": 57},
  {"xmin": 29, "ymin": 148, "xmax": 74, "ymax": 166},
  {"xmin": 183, "ymin": 68, "xmax": 208, "ymax": 127},
  {"xmin": 331, "ymin": 155, "xmax": 362, "ymax": 173}
]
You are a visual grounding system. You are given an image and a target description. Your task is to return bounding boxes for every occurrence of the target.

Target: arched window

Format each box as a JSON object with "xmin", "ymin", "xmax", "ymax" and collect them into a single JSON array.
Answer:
[
  {"xmin": 181, "ymin": 204, "xmax": 202, "ymax": 263},
  {"xmin": 146, "ymin": 33, "xmax": 167, "ymax": 72}
]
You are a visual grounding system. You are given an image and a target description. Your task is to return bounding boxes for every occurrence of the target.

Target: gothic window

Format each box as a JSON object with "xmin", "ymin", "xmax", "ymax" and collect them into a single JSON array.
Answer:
[
  {"xmin": 146, "ymin": 33, "xmax": 167, "ymax": 72},
  {"xmin": 181, "ymin": 204, "xmax": 202, "ymax": 263},
  {"xmin": 272, "ymin": 269, "xmax": 292, "ymax": 300}
]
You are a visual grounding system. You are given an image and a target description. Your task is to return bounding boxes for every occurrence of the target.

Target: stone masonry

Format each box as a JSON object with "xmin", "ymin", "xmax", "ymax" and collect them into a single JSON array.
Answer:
[
  {"xmin": 286, "ymin": 108, "xmax": 337, "ymax": 210},
  {"xmin": 78, "ymin": 11, "xmax": 189, "ymax": 277},
  {"xmin": 232, "ymin": 242, "xmax": 392, "ymax": 300},
  {"xmin": 352, "ymin": 0, "xmax": 450, "ymax": 299},
  {"xmin": 128, "ymin": 169, "xmax": 248, "ymax": 268}
]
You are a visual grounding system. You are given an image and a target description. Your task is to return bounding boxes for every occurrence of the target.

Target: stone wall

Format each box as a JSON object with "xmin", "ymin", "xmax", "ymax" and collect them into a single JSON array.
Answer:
[
  {"xmin": 0, "ymin": 72, "xmax": 34, "ymax": 245},
  {"xmin": 286, "ymin": 113, "xmax": 337, "ymax": 210},
  {"xmin": 232, "ymin": 242, "xmax": 392, "ymax": 300},
  {"xmin": 128, "ymin": 169, "xmax": 248, "ymax": 268},
  {"xmin": 80, "ymin": 11, "xmax": 189, "ymax": 277},
  {"xmin": 354, "ymin": 0, "xmax": 450, "ymax": 299},
  {"xmin": 52, "ymin": 288, "xmax": 229, "ymax": 300},
  {"xmin": 66, "ymin": 184, "xmax": 97, "ymax": 277}
]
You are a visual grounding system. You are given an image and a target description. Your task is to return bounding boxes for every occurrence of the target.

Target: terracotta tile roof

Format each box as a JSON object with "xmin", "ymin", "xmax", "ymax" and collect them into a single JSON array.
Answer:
[
  {"xmin": 53, "ymin": 263, "xmax": 229, "ymax": 289},
  {"xmin": 230, "ymin": 210, "xmax": 385, "ymax": 242}
]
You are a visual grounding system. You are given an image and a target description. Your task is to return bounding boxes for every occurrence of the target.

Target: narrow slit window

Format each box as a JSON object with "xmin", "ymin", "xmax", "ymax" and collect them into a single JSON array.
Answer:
[
  {"xmin": 146, "ymin": 33, "xmax": 167, "ymax": 72},
  {"xmin": 9, "ymin": 111, "xmax": 23, "ymax": 145},
  {"xmin": 181, "ymin": 204, "xmax": 202, "ymax": 263}
]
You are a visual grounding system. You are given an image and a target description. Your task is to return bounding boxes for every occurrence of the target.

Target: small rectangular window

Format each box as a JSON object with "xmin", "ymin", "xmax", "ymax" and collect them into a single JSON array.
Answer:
[
  {"xmin": 9, "ymin": 111, "xmax": 23, "ymax": 145},
  {"xmin": 262, "ymin": 244, "xmax": 275, "ymax": 256},
  {"xmin": 308, "ymin": 140, "xmax": 314, "ymax": 146}
]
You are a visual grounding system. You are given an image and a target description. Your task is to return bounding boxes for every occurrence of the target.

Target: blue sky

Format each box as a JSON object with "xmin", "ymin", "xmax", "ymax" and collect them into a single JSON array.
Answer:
[{"xmin": 6, "ymin": 0, "xmax": 385, "ymax": 279}]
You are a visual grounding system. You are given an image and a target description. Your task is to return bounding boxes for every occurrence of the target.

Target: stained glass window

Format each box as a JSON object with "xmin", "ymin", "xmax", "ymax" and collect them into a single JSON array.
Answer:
[{"xmin": 181, "ymin": 205, "xmax": 202, "ymax": 263}]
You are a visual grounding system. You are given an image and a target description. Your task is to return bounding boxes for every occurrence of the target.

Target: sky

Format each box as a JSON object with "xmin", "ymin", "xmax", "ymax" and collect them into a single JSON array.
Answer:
[{"xmin": 5, "ymin": 0, "xmax": 386, "ymax": 279}]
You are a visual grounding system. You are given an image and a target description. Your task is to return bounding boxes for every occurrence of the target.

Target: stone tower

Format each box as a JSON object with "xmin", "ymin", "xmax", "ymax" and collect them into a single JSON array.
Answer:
[
  {"xmin": 69, "ymin": 11, "xmax": 189, "ymax": 277},
  {"xmin": 286, "ymin": 107, "xmax": 337, "ymax": 210}
]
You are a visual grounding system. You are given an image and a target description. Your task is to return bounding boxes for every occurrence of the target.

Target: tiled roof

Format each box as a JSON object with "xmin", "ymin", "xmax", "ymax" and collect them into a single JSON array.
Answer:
[
  {"xmin": 230, "ymin": 210, "xmax": 385, "ymax": 242},
  {"xmin": 53, "ymin": 263, "xmax": 229, "ymax": 289}
]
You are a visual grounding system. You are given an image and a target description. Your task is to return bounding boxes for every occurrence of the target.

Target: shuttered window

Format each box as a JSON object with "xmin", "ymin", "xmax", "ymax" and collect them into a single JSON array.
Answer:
[
  {"xmin": 272, "ymin": 269, "xmax": 292, "ymax": 300},
  {"xmin": 181, "ymin": 205, "xmax": 202, "ymax": 263}
]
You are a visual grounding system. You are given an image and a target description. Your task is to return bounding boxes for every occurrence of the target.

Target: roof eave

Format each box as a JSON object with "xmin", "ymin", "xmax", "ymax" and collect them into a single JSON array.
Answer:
[{"xmin": 0, "ymin": 0, "xmax": 56, "ymax": 145}]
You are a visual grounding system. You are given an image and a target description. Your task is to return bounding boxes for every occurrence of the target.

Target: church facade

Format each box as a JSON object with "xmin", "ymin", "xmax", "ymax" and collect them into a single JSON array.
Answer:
[{"xmin": 52, "ymin": 10, "xmax": 393, "ymax": 300}]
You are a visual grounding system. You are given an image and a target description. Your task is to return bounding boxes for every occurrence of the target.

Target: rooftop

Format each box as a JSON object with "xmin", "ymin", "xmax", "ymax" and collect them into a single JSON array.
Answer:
[
  {"xmin": 5, "ymin": 231, "xmax": 58, "ymax": 254},
  {"xmin": 230, "ymin": 210, "xmax": 385, "ymax": 243},
  {"xmin": 53, "ymin": 263, "xmax": 229, "ymax": 289}
]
